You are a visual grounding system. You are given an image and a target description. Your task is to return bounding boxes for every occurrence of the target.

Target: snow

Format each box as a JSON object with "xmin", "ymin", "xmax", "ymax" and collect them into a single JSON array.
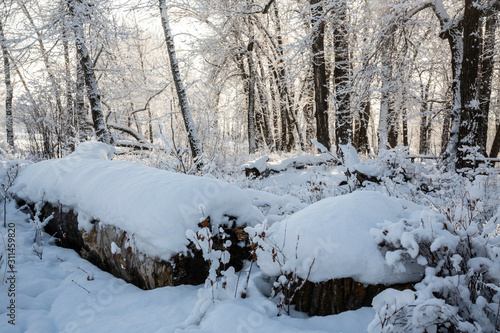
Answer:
[
  {"xmin": 249, "ymin": 191, "xmax": 425, "ymax": 284},
  {"xmin": 268, "ymin": 153, "xmax": 335, "ymax": 172},
  {"xmin": 12, "ymin": 142, "xmax": 263, "ymax": 260},
  {"xmin": 241, "ymin": 155, "xmax": 269, "ymax": 173},
  {"xmin": 0, "ymin": 202, "xmax": 374, "ymax": 332},
  {"xmin": 110, "ymin": 242, "xmax": 121, "ymax": 255}
]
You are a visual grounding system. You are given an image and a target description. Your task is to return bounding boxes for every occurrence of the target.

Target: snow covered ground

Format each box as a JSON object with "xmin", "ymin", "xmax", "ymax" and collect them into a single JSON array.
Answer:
[
  {"xmin": 0, "ymin": 200, "xmax": 373, "ymax": 333},
  {"xmin": 2, "ymin": 143, "xmax": 500, "ymax": 332}
]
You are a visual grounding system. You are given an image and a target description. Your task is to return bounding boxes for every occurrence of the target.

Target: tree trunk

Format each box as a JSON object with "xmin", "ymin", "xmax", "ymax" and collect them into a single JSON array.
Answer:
[
  {"xmin": 402, "ymin": 105, "xmax": 409, "ymax": 148},
  {"xmin": 310, "ymin": 0, "xmax": 331, "ymax": 151},
  {"xmin": 355, "ymin": 100, "xmax": 370, "ymax": 155},
  {"xmin": 456, "ymin": 0, "xmax": 483, "ymax": 169},
  {"xmin": 273, "ymin": 2, "xmax": 302, "ymax": 151},
  {"xmin": 69, "ymin": 0, "xmax": 111, "ymax": 144},
  {"xmin": 419, "ymin": 77, "xmax": 432, "ymax": 155},
  {"xmin": 247, "ymin": 37, "xmax": 257, "ymax": 154},
  {"xmin": 378, "ymin": 30, "xmax": 396, "ymax": 151},
  {"xmin": 333, "ymin": 1, "xmax": 352, "ymax": 150},
  {"xmin": 431, "ymin": 1, "xmax": 463, "ymax": 166},
  {"xmin": 257, "ymin": 57, "xmax": 276, "ymax": 151},
  {"xmin": 479, "ymin": 14, "xmax": 497, "ymax": 156},
  {"xmin": 490, "ymin": 124, "xmax": 500, "ymax": 158},
  {"xmin": 0, "ymin": 21, "xmax": 14, "ymax": 149},
  {"xmin": 75, "ymin": 56, "xmax": 91, "ymax": 142},
  {"xmin": 159, "ymin": 0, "xmax": 203, "ymax": 164}
]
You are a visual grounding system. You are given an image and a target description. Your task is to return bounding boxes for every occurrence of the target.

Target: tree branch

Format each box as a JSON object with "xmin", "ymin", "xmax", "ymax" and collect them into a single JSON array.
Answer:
[
  {"xmin": 108, "ymin": 123, "xmax": 149, "ymax": 144},
  {"xmin": 129, "ymin": 84, "xmax": 169, "ymax": 117},
  {"xmin": 262, "ymin": 0, "xmax": 277, "ymax": 14}
]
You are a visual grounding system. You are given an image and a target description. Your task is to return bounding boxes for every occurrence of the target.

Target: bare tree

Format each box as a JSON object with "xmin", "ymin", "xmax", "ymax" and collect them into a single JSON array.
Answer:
[
  {"xmin": 159, "ymin": 0, "xmax": 203, "ymax": 165},
  {"xmin": 333, "ymin": 0, "xmax": 352, "ymax": 152},
  {"xmin": 0, "ymin": 20, "xmax": 13, "ymax": 149},
  {"xmin": 310, "ymin": 0, "xmax": 331, "ymax": 151},
  {"xmin": 68, "ymin": 0, "xmax": 111, "ymax": 144}
]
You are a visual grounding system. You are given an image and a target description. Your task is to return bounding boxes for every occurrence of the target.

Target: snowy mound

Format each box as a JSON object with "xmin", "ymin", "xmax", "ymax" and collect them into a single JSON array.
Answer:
[
  {"xmin": 12, "ymin": 142, "xmax": 264, "ymax": 260},
  {"xmin": 249, "ymin": 191, "xmax": 424, "ymax": 284}
]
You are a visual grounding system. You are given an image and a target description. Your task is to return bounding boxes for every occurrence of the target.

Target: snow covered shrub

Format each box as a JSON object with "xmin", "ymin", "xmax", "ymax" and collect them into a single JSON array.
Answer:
[
  {"xmin": 246, "ymin": 221, "xmax": 308, "ymax": 315},
  {"xmin": 1, "ymin": 162, "xmax": 20, "ymax": 228},
  {"xmin": 186, "ymin": 216, "xmax": 234, "ymax": 301},
  {"xmin": 369, "ymin": 186, "xmax": 500, "ymax": 333},
  {"xmin": 184, "ymin": 214, "xmax": 239, "ymax": 326}
]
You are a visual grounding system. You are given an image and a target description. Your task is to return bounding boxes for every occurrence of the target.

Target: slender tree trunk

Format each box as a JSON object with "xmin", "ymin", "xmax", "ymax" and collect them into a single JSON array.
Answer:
[
  {"xmin": 419, "ymin": 77, "xmax": 431, "ymax": 154},
  {"xmin": 356, "ymin": 100, "xmax": 370, "ymax": 155},
  {"xmin": 75, "ymin": 56, "xmax": 90, "ymax": 142},
  {"xmin": 490, "ymin": 125, "xmax": 500, "ymax": 158},
  {"xmin": 63, "ymin": 32, "xmax": 74, "ymax": 120},
  {"xmin": 257, "ymin": 57, "xmax": 276, "ymax": 151},
  {"xmin": 333, "ymin": 1, "xmax": 352, "ymax": 150},
  {"xmin": 303, "ymin": 72, "xmax": 316, "ymax": 152},
  {"xmin": 270, "ymin": 66, "xmax": 289, "ymax": 151},
  {"xmin": 479, "ymin": 15, "xmax": 497, "ymax": 156},
  {"xmin": 432, "ymin": 2, "xmax": 462, "ymax": 166},
  {"xmin": 402, "ymin": 105, "xmax": 409, "ymax": 148},
  {"xmin": 310, "ymin": 0, "xmax": 331, "ymax": 151},
  {"xmin": 0, "ymin": 22, "xmax": 14, "ymax": 149},
  {"xmin": 159, "ymin": 0, "xmax": 202, "ymax": 163},
  {"xmin": 147, "ymin": 106, "xmax": 154, "ymax": 143},
  {"xmin": 247, "ymin": 37, "xmax": 257, "ymax": 154},
  {"xmin": 69, "ymin": 0, "xmax": 110, "ymax": 144},
  {"xmin": 378, "ymin": 43, "xmax": 393, "ymax": 151},
  {"xmin": 273, "ymin": 2, "xmax": 302, "ymax": 151}
]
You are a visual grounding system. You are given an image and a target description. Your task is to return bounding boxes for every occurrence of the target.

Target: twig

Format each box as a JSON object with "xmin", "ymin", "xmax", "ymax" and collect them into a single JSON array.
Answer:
[{"xmin": 71, "ymin": 279, "xmax": 90, "ymax": 293}]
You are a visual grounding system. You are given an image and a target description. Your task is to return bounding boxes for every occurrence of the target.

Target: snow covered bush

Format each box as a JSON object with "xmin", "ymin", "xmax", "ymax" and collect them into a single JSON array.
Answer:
[
  {"xmin": 369, "ymin": 176, "xmax": 500, "ymax": 333},
  {"xmin": 0, "ymin": 161, "xmax": 21, "ymax": 228}
]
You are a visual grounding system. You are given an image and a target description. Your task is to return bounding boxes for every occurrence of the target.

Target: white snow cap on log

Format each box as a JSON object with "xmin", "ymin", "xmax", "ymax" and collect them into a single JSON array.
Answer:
[{"xmin": 13, "ymin": 141, "xmax": 264, "ymax": 260}]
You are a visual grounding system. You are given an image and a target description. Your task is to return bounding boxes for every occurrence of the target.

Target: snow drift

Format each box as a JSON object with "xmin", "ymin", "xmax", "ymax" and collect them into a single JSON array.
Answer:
[{"xmin": 249, "ymin": 191, "xmax": 425, "ymax": 285}]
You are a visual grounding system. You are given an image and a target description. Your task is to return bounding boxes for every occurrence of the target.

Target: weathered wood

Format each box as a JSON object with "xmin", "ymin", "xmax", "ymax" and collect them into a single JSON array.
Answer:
[
  {"xmin": 40, "ymin": 203, "xmax": 249, "ymax": 290},
  {"xmin": 290, "ymin": 277, "xmax": 414, "ymax": 316}
]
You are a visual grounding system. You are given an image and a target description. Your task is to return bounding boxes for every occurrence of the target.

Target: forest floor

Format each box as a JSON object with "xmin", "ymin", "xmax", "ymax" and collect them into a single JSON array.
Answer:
[
  {"xmin": 0, "ymin": 197, "xmax": 372, "ymax": 333},
  {"xmin": 1, "ymin": 146, "xmax": 500, "ymax": 332}
]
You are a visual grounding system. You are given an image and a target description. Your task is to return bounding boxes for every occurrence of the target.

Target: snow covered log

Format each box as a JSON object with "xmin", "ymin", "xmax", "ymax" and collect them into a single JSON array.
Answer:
[
  {"xmin": 248, "ymin": 191, "xmax": 426, "ymax": 316},
  {"xmin": 291, "ymin": 277, "xmax": 414, "ymax": 316},
  {"xmin": 12, "ymin": 142, "xmax": 263, "ymax": 289},
  {"xmin": 242, "ymin": 153, "xmax": 337, "ymax": 178}
]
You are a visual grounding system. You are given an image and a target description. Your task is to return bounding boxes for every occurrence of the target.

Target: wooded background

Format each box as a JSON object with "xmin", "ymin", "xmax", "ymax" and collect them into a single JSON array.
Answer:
[{"xmin": 0, "ymin": 0, "xmax": 498, "ymax": 170}]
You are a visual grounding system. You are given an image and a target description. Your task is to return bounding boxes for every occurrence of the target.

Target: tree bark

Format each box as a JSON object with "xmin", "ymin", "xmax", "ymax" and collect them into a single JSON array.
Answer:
[
  {"xmin": 159, "ymin": 0, "xmax": 203, "ymax": 164},
  {"xmin": 247, "ymin": 37, "xmax": 257, "ymax": 154},
  {"xmin": 479, "ymin": 14, "xmax": 497, "ymax": 156},
  {"xmin": 257, "ymin": 57, "xmax": 276, "ymax": 151},
  {"xmin": 333, "ymin": 1, "xmax": 352, "ymax": 150},
  {"xmin": 456, "ymin": 0, "xmax": 483, "ymax": 169},
  {"xmin": 354, "ymin": 100, "xmax": 370, "ymax": 155},
  {"xmin": 0, "ymin": 21, "xmax": 14, "ymax": 149},
  {"xmin": 273, "ymin": 2, "xmax": 303, "ymax": 151},
  {"xmin": 430, "ymin": 1, "xmax": 463, "ymax": 167},
  {"xmin": 419, "ymin": 77, "xmax": 432, "ymax": 155},
  {"xmin": 69, "ymin": 0, "xmax": 111, "ymax": 144},
  {"xmin": 310, "ymin": 0, "xmax": 331, "ymax": 151}
]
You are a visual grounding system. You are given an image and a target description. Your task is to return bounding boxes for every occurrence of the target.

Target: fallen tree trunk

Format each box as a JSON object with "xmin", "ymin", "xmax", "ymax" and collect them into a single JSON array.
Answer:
[
  {"xmin": 289, "ymin": 277, "xmax": 414, "ymax": 316},
  {"xmin": 39, "ymin": 203, "xmax": 249, "ymax": 289}
]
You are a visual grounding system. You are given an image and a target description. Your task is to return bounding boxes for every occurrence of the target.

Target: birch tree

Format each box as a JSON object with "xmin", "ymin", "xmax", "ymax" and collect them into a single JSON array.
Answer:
[
  {"xmin": 0, "ymin": 19, "xmax": 13, "ymax": 149},
  {"xmin": 67, "ymin": 0, "xmax": 111, "ymax": 144},
  {"xmin": 159, "ymin": 0, "xmax": 203, "ymax": 165}
]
